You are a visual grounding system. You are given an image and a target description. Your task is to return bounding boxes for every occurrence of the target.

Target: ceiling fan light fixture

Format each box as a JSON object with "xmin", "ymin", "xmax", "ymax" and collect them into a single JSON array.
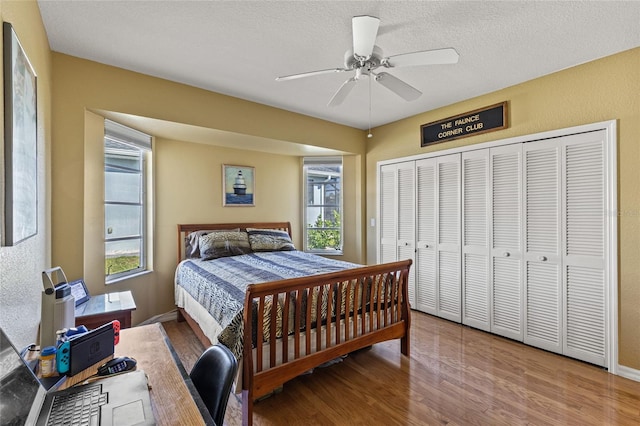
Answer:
[{"xmin": 352, "ymin": 15, "xmax": 380, "ymax": 60}]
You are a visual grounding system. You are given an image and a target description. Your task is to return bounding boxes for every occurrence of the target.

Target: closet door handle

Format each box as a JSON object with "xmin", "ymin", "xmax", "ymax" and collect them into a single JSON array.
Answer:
[
  {"xmin": 503, "ymin": 252, "xmax": 510, "ymax": 257},
  {"xmin": 424, "ymin": 244, "xmax": 429, "ymax": 248},
  {"xmin": 538, "ymin": 255, "xmax": 547, "ymax": 262}
]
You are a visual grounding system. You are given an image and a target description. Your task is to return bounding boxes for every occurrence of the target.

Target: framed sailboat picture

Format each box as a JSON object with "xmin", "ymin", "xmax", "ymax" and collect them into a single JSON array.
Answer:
[{"xmin": 223, "ymin": 164, "xmax": 255, "ymax": 206}]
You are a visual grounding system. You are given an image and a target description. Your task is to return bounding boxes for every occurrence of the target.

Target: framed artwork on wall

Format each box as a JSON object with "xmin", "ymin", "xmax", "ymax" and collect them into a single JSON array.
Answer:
[
  {"xmin": 223, "ymin": 164, "xmax": 255, "ymax": 207},
  {"xmin": 2, "ymin": 22, "xmax": 38, "ymax": 246}
]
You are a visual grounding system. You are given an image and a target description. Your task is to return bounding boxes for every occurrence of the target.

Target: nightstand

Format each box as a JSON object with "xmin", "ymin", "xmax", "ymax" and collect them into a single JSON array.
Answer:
[{"xmin": 75, "ymin": 290, "xmax": 136, "ymax": 330}]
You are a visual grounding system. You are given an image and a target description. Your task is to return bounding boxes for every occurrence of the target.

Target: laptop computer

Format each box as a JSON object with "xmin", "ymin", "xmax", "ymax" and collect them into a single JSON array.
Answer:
[{"xmin": 0, "ymin": 328, "xmax": 155, "ymax": 426}]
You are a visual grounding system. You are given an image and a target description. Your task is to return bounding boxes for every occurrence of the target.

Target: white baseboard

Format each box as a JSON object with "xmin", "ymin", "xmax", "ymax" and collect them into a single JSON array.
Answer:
[
  {"xmin": 616, "ymin": 364, "xmax": 640, "ymax": 382},
  {"xmin": 138, "ymin": 309, "xmax": 178, "ymax": 325}
]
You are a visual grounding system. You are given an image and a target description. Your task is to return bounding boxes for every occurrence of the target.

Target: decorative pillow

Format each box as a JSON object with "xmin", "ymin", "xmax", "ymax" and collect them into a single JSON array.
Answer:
[
  {"xmin": 246, "ymin": 228, "xmax": 295, "ymax": 252},
  {"xmin": 185, "ymin": 229, "xmax": 240, "ymax": 258},
  {"xmin": 199, "ymin": 231, "xmax": 252, "ymax": 260}
]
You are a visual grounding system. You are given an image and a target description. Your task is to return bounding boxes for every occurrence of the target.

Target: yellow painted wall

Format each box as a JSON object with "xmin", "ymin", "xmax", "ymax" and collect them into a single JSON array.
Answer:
[
  {"xmin": 50, "ymin": 53, "xmax": 366, "ymax": 325},
  {"xmin": 365, "ymin": 47, "xmax": 640, "ymax": 370},
  {"xmin": 0, "ymin": 0, "xmax": 52, "ymax": 347}
]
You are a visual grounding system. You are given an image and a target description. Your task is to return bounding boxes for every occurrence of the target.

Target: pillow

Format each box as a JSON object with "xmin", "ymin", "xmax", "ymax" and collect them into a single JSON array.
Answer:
[
  {"xmin": 246, "ymin": 228, "xmax": 295, "ymax": 252},
  {"xmin": 199, "ymin": 231, "xmax": 252, "ymax": 260},
  {"xmin": 185, "ymin": 228, "xmax": 239, "ymax": 258}
]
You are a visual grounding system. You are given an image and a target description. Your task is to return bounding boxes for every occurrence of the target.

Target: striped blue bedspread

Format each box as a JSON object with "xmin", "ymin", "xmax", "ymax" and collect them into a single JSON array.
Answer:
[{"xmin": 175, "ymin": 251, "xmax": 360, "ymax": 358}]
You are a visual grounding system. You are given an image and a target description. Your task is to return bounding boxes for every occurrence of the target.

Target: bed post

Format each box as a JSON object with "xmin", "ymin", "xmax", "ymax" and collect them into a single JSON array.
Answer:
[
  {"xmin": 242, "ymin": 286, "xmax": 255, "ymax": 426},
  {"xmin": 400, "ymin": 265, "xmax": 411, "ymax": 357}
]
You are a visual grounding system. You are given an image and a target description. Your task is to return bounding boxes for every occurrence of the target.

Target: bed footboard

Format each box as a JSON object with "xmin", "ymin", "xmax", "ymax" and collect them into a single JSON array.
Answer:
[{"xmin": 241, "ymin": 259, "xmax": 412, "ymax": 426}]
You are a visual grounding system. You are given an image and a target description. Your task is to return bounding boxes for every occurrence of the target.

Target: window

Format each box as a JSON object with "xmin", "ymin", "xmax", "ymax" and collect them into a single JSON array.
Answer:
[
  {"xmin": 104, "ymin": 120, "xmax": 151, "ymax": 282},
  {"xmin": 303, "ymin": 157, "xmax": 343, "ymax": 254}
]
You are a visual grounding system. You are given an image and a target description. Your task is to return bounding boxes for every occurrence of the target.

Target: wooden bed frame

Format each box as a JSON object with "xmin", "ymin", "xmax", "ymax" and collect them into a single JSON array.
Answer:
[{"xmin": 176, "ymin": 222, "xmax": 412, "ymax": 426}]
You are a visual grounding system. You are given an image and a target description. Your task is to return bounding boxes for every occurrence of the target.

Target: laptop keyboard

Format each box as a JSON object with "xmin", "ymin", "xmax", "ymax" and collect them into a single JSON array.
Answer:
[{"xmin": 47, "ymin": 383, "xmax": 107, "ymax": 426}]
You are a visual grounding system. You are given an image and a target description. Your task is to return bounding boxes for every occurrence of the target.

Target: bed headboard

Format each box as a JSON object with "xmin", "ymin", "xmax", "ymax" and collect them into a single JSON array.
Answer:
[{"xmin": 177, "ymin": 222, "xmax": 292, "ymax": 263}]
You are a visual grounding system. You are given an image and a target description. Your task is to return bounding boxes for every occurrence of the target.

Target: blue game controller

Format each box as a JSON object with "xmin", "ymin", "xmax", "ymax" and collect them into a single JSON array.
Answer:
[{"xmin": 56, "ymin": 341, "xmax": 71, "ymax": 375}]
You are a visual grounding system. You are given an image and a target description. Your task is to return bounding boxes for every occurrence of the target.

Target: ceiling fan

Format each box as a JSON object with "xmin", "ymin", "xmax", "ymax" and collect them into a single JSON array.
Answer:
[{"xmin": 276, "ymin": 15, "xmax": 459, "ymax": 107}]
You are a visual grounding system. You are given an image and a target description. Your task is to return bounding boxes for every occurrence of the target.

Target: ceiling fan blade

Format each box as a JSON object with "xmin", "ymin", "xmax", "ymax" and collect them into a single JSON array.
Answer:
[
  {"xmin": 352, "ymin": 15, "xmax": 380, "ymax": 59},
  {"xmin": 384, "ymin": 48, "xmax": 459, "ymax": 68},
  {"xmin": 328, "ymin": 77, "xmax": 357, "ymax": 107},
  {"xmin": 375, "ymin": 72, "xmax": 422, "ymax": 101},
  {"xmin": 276, "ymin": 68, "xmax": 349, "ymax": 81}
]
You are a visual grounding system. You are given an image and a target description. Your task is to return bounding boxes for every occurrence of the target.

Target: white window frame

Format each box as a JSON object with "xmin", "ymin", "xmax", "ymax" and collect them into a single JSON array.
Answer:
[
  {"xmin": 104, "ymin": 120, "xmax": 151, "ymax": 283},
  {"xmin": 303, "ymin": 157, "xmax": 343, "ymax": 255}
]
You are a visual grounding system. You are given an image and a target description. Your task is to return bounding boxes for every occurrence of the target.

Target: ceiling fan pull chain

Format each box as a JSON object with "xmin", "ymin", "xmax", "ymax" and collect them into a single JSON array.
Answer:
[{"xmin": 368, "ymin": 73, "xmax": 373, "ymax": 138}]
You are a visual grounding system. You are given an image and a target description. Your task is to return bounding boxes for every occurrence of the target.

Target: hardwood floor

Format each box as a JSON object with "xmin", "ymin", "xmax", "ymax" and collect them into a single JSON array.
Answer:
[{"xmin": 161, "ymin": 311, "xmax": 640, "ymax": 425}]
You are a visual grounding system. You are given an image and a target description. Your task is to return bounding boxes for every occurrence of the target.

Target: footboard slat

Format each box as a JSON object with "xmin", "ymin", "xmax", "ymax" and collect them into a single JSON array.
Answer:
[
  {"xmin": 326, "ymin": 284, "xmax": 333, "ymax": 349},
  {"xmin": 294, "ymin": 290, "xmax": 302, "ymax": 359},
  {"xmin": 315, "ymin": 284, "xmax": 323, "ymax": 352},
  {"xmin": 335, "ymin": 282, "xmax": 343, "ymax": 346},
  {"xmin": 305, "ymin": 289, "xmax": 312, "ymax": 356},
  {"xmin": 269, "ymin": 292, "xmax": 277, "ymax": 368},
  {"xmin": 242, "ymin": 259, "xmax": 412, "ymax": 426},
  {"xmin": 256, "ymin": 296, "xmax": 264, "ymax": 372},
  {"xmin": 352, "ymin": 280, "xmax": 359, "ymax": 339},
  {"xmin": 282, "ymin": 291, "xmax": 291, "ymax": 364}
]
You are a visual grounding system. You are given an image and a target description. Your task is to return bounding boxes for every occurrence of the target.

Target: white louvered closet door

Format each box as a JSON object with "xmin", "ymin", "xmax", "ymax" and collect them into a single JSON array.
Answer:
[
  {"xmin": 415, "ymin": 158, "xmax": 437, "ymax": 314},
  {"xmin": 462, "ymin": 150, "xmax": 490, "ymax": 331},
  {"xmin": 562, "ymin": 131, "xmax": 607, "ymax": 367},
  {"xmin": 523, "ymin": 140, "xmax": 563, "ymax": 353},
  {"xmin": 490, "ymin": 144, "xmax": 524, "ymax": 341},
  {"xmin": 378, "ymin": 123, "xmax": 612, "ymax": 367},
  {"xmin": 379, "ymin": 164, "xmax": 397, "ymax": 264},
  {"xmin": 396, "ymin": 162, "xmax": 416, "ymax": 307},
  {"xmin": 436, "ymin": 154, "xmax": 461, "ymax": 322}
]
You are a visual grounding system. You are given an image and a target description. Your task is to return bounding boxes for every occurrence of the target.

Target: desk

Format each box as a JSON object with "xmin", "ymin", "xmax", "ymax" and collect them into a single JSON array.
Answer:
[
  {"xmin": 116, "ymin": 324, "xmax": 215, "ymax": 425},
  {"xmin": 75, "ymin": 291, "xmax": 137, "ymax": 329}
]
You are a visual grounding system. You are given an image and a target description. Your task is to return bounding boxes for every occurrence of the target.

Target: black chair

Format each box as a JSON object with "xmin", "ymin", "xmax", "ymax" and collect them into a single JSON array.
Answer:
[{"xmin": 190, "ymin": 344, "xmax": 239, "ymax": 426}]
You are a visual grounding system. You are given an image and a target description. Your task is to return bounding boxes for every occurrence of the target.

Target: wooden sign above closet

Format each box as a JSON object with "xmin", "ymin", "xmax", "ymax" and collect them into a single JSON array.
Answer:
[{"xmin": 420, "ymin": 101, "xmax": 508, "ymax": 147}]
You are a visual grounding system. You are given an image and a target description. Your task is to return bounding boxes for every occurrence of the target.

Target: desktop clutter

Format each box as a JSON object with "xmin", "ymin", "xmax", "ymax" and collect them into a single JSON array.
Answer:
[{"xmin": 38, "ymin": 267, "xmax": 133, "ymax": 380}]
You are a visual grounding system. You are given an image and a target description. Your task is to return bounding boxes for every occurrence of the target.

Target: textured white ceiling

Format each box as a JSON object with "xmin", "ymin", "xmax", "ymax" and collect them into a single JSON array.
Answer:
[{"xmin": 38, "ymin": 1, "xmax": 640, "ymax": 130}]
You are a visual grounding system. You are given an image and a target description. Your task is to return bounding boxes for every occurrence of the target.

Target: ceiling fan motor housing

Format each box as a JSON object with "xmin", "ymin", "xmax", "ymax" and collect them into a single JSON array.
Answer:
[{"xmin": 344, "ymin": 46, "xmax": 383, "ymax": 77}]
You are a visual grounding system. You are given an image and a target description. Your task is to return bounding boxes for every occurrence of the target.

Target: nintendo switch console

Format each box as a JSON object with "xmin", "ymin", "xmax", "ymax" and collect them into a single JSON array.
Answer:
[{"xmin": 57, "ymin": 321, "xmax": 119, "ymax": 376}]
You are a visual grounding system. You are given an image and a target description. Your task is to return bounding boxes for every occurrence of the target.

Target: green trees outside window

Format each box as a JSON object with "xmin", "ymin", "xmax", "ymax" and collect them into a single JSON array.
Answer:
[{"xmin": 307, "ymin": 212, "xmax": 341, "ymax": 251}]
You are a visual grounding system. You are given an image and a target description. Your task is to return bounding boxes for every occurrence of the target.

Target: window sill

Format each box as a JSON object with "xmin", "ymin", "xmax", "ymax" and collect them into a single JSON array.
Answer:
[
  {"xmin": 305, "ymin": 250, "xmax": 344, "ymax": 256},
  {"xmin": 106, "ymin": 269, "xmax": 151, "ymax": 285}
]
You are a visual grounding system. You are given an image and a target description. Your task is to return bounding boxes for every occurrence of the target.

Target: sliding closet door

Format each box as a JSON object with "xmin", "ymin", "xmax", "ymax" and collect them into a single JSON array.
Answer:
[
  {"xmin": 523, "ymin": 140, "xmax": 562, "ymax": 353},
  {"xmin": 436, "ymin": 154, "xmax": 461, "ymax": 322},
  {"xmin": 490, "ymin": 144, "xmax": 523, "ymax": 341},
  {"xmin": 562, "ymin": 131, "xmax": 607, "ymax": 367},
  {"xmin": 462, "ymin": 150, "xmax": 490, "ymax": 331},
  {"xmin": 415, "ymin": 158, "xmax": 437, "ymax": 314},
  {"xmin": 396, "ymin": 162, "xmax": 416, "ymax": 307}
]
